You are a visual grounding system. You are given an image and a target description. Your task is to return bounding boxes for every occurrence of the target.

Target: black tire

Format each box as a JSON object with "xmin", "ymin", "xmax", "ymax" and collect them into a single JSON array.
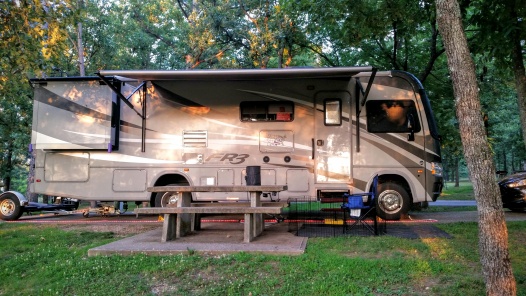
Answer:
[
  {"xmin": 376, "ymin": 182, "xmax": 410, "ymax": 220},
  {"xmin": 0, "ymin": 194, "xmax": 23, "ymax": 221}
]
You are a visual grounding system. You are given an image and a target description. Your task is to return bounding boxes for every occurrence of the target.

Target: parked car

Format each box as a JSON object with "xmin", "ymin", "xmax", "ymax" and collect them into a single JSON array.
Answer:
[{"xmin": 498, "ymin": 171, "xmax": 526, "ymax": 212}]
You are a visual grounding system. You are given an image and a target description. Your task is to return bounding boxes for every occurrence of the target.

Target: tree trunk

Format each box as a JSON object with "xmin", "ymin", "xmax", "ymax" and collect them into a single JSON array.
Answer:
[
  {"xmin": 509, "ymin": 1, "xmax": 526, "ymax": 153},
  {"xmin": 436, "ymin": 0, "xmax": 517, "ymax": 295},
  {"xmin": 503, "ymin": 150, "xmax": 508, "ymax": 173},
  {"xmin": 4, "ymin": 139, "xmax": 13, "ymax": 191},
  {"xmin": 454, "ymin": 157, "xmax": 459, "ymax": 187},
  {"xmin": 4, "ymin": 176, "xmax": 11, "ymax": 192},
  {"xmin": 77, "ymin": 22, "xmax": 85, "ymax": 76},
  {"xmin": 77, "ymin": 0, "xmax": 85, "ymax": 76},
  {"xmin": 509, "ymin": 7, "xmax": 526, "ymax": 152},
  {"xmin": 511, "ymin": 152, "xmax": 515, "ymax": 173}
]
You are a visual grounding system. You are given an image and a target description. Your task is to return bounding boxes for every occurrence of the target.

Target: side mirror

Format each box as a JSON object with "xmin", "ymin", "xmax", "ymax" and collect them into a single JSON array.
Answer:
[{"xmin": 407, "ymin": 114, "xmax": 415, "ymax": 141}]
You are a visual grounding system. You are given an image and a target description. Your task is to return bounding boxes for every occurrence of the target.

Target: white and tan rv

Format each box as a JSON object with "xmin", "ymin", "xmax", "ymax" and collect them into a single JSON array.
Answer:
[{"xmin": 0, "ymin": 67, "xmax": 443, "ymax": 220}]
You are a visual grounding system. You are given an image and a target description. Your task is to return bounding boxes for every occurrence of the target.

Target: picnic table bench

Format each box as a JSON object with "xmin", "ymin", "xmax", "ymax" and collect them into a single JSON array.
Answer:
[{"xmin": 135, "ymin": 185, "xmax": 287, "ymax": 243}]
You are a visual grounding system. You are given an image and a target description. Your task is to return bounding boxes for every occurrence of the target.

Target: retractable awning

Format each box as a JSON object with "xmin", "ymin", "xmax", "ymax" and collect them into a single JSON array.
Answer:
[
  {"xmin": 97, "ymin": 66, "xmax": 375, "ymax": 81},
  {"xmin": 96, "ymin": 66, "xmax": 378, "ymax": 153}
]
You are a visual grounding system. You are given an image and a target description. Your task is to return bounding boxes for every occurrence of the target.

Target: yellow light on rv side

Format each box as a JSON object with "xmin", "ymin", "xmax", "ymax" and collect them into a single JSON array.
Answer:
[
  {"xmin": 226, "ymin": 197, "xmax": 240, "ymax": 201},
  {"xmin": 184, "ymin": 168, "xmax": 190, "ymax": 172}
]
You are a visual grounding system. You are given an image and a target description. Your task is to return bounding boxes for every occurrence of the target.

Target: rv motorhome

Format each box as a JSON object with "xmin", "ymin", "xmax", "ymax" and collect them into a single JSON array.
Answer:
[{"xmin": 0, "ymin": 67, "xmax": 443, "ymax": 220}]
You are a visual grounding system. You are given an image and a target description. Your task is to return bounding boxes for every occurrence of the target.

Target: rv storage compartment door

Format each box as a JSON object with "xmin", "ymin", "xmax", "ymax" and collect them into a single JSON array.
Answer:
[
  {"xmin": 44, "ymin": 152, "xmax": 89, "ymax": 182},
  {"xmin": 113, "ymin": 169, "xmax": 147, "ymax": 192},
  {"xmin": 32, "ymin": 80, "xmax": 114, "ymax": 150}
]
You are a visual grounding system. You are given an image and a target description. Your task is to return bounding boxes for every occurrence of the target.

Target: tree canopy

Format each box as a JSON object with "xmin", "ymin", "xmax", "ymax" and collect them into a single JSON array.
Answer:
[{"xmin": 0, "ymin": 1, "xmax": 75, "ymax": 191}]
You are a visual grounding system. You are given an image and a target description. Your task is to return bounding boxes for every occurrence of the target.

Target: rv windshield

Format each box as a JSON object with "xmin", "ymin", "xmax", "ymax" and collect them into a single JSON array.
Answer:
[{"xmin": 366, "ymin": 100, "xmax": 421, "ymax": 133}]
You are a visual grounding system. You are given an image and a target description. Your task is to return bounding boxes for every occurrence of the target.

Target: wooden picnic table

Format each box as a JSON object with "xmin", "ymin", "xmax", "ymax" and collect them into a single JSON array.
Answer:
[{"xmin": 136, "ymin": 185, "xmax": 287, "ymax": 243}]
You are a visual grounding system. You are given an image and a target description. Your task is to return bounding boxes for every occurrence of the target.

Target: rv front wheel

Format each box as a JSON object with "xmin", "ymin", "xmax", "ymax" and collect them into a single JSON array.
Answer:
[
  {"xmin": 0, "ymin": 193, "xmax": 23, "ymax": 221},
  {"xmin": 376, "ymin": 182, "xmax": 410, "ymax": 220}
]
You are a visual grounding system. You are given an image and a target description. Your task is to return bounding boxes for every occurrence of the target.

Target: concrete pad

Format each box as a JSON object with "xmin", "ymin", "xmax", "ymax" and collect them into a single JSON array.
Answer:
[{"xmin": 88, "ymin": 221, "xmax": 307, "ymax": 257}]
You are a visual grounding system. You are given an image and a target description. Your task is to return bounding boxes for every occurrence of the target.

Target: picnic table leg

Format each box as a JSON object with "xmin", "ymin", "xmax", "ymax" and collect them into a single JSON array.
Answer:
[
  {"xmin": 162, "ymin": 214, "xmax": 176, "ymax": 242},
  {"xmin": 250, "ymin": 191, "xmax": 264, "ymax": 237},
  {"xmin": 243, "ymin": 191, "xmax": 263, "ymax": 243},
  {"xmin": 193, "ymin": 213, "xmax": 201, "ymax": 231},
  {"xmin": 176, "ymin": 192, "xmax": 193, "ymax": 238},
  {"xmin": 244, "ymin": 213, "xmax": 254, "ymax": 243}
]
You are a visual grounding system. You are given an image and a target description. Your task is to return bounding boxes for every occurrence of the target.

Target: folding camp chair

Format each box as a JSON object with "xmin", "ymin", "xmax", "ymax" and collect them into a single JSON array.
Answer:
[{"xmin": 342, "ymin": 175, "xmax": 385, "ymax": 235}]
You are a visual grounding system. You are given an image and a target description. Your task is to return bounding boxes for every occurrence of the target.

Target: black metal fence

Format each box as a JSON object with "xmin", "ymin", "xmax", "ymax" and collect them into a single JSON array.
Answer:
[{"xmin": 286, "ymin": 197, "xmax": 386, "ymax": 237}]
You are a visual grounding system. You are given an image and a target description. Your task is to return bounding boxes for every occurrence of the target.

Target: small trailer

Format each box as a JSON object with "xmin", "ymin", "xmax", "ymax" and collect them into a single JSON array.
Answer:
[
  {"xmin": 0, "ymin": 193, "xmax": 127, "ymax": 220},
  {"xmin": 0, "ymin": 193, "xmax": 79, "ymax": 220},
  {"xmin": 1, "ymin": 67, "xmax": 443, "ymax": 221}
]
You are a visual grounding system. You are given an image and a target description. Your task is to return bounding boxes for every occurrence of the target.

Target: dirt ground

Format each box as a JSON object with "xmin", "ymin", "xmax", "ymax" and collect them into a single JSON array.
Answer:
[
  {"xmin": 57, "ymin": 223, "xmax": 162, "ymax": 237},
  {"xmin": 8, "ymin": 210, "xmax": 526, "ymax": 237}
]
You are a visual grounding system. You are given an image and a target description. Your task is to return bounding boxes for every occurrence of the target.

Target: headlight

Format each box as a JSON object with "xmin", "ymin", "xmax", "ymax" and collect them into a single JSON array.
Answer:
[
  {"xmin": 508, "ymin": 179, "xmax": 526, "ymax": 188},
  {"xmin": 431, "ymin": 162, "xmax": 443, "ymax": 177}
]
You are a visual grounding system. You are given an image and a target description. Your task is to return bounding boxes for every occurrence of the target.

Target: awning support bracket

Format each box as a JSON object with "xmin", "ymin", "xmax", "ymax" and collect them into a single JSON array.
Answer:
[
  {"xmin": 355, "ymin": 68, "xmax": 377, "ymax": 153},
  {"xmin": 96, "ymin": 73, "xmax": 148, "ymax": 152},
  {"xmin": 96, "ymin": 73, "xmax": 146, "ymax": 119}
]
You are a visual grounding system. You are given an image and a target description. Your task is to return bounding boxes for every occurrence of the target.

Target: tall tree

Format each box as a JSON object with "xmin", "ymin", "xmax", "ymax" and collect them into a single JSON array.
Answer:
[
  {"xmin": 470, "ymin": 0, "xmax": 526, "ymax": 151},
  {"xmin": 476, "ymin": 58, "xmax": 526, "ymax": 173},
  {"xmin": 0, "ymin": 1, "xmax": 73, "ymax": 190},
  {"xmin": 436, "ymin": 0, "xmax": 517, "ymax": 294}
]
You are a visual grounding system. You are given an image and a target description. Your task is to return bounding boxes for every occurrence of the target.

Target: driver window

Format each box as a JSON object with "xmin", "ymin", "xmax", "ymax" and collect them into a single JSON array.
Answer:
[{"xmin": 366, "ymin": 100, "xmax": 421, "ymax": 133}]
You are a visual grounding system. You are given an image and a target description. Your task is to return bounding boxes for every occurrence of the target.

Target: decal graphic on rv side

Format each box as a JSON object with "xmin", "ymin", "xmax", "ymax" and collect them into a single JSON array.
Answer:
[
  {"xmin": 22, "ymin": 67, "xmax": 443, "ymax": 221},
  {"xmin": 206, "ymin": 153, "xmax": 250, "ymax": 164}
]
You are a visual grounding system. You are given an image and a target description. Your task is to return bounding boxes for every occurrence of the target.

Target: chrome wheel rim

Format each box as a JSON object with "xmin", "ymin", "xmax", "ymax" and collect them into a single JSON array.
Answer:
[
  {"xmin": 378, "ymin": 190, "xmax": 403, "ymax": 214},
  {"xmin": 0, "ymin": 199, "xmax": 15, "ymax": 216},
  {"xmin": 160, "ymin": 192, "xmax": 179, "ymax": 207}
]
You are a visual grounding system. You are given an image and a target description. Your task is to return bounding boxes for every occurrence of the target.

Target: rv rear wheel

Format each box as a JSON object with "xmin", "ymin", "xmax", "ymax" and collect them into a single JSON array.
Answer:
[
  {"xmin": 155, "ymin": 192, "xmax": 179, "ymax": 207},
  {"xmin": 153, "ymin": 183, "xmax": 189, "ymax": 207},
  {"xmin": 376, "ymin": 182, "xmax": 410, "ymax": 220},
  {"xmin": 0, "ymin": 193, "xmax": 23, "ymax": 221}
]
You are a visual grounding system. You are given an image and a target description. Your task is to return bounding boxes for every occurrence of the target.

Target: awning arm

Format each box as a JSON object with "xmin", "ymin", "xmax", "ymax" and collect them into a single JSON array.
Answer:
[
  {"xmin": 97, "ymin": 73, "xmax": 148, "ymax": 152},
  {"xmin": 355, "ymin": 68, "xmax": 377, "ymax": 153},
  {"xmin": 96, "ymin": 73, "xmax": 146, "ymax": 119},
  {"xmin": 359, "ymin": 68, "xmax": 377, "ymax": 108}
]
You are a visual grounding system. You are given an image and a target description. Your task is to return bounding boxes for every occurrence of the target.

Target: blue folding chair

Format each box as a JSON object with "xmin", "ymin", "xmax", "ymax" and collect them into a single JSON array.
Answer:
[{"xmin": 342, "ymin": 175, "xmax": 385, "ymax": 235}]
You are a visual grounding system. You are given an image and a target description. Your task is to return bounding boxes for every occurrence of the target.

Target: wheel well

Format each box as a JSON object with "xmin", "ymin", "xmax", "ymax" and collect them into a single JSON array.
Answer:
[
  {"xmin": 378, "ymin": 174, "xmax": 413, "ymax": 202},
  {"xmin": 1, "ymin": 191, "xmax": 28, "ymax": 205},
  {"xmin": 150, "ymin": 174, "xmax": 190, "ymax": 205}
]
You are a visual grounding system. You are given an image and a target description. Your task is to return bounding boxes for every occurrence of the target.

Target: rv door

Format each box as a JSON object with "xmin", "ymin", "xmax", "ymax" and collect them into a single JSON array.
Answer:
[{"xmin": 314, "ymin": 92, "xmax": 352, "ymax": 184}]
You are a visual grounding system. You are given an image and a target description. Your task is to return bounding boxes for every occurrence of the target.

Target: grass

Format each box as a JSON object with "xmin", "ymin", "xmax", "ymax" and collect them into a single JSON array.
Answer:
[
  {"xmin": 1, "ymin": 221, "xmax": 525, "ymax": 295},
  {"xmin": 440, "ymin": 181, "xmax": 475, "ymax": 200},
  {"xmin": 4, "ymin": 181, "xmax": 519, "ymax": 295}
]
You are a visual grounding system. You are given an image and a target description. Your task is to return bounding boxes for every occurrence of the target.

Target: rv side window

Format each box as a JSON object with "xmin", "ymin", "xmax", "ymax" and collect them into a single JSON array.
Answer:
[
  {"xmin": 240, "ymin": 101, "xmax": 294, "ymax": 122},
  {"xmin": 324, "ymin": 99, "xmax": 342, "ymax": 126},
  {"xmin": 366, "ymin": 100, "xmax": 421, "ymax": 133}
]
